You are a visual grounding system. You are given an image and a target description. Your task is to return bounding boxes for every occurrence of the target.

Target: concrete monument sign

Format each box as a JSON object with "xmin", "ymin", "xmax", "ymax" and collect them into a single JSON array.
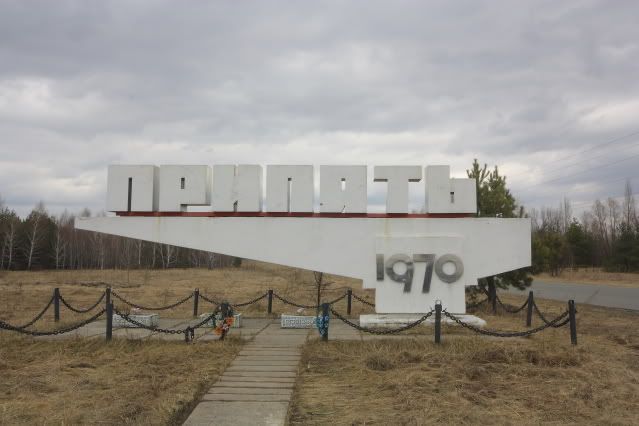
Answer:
[{"xmin": 77, "ymin": 164, "xmax": 531, "ymax": 315}]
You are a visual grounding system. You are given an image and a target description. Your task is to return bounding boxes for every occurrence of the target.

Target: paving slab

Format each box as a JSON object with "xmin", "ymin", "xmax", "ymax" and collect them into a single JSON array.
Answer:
[
  {"xmin": 226, "ymin": 365, "xmax": 297, "ymax": 372},
  {"xmin": 236, "ymin": 358, "xmax": 301, "ymax": 363},
  {"xmin": 218, "ymin": 376, "xmax": 296, "ymax": 383},
  {"xmin": 215, "ymin": 381, "xmax": 294, "ymax": 388},
  {"xmin": 202, "ymin": 394, "xmax": 291, "ymax": 402},
  {"xmin": 207, "ymin": 387, "xmax": 293, "ymax": 396},
  {"xmin": 183, "ymin": 401, "xmax": 288, "ymax": 426},
  {"xmin": 183, "ymin": 322, "xmax": 306, "ymax": 425},
  {"xmin": 113, "ymin": 328, "xmax": 155, "ymax": 339},
  {"xmin": 231, "ymin": 360, "xmax": 299, "ymax": 367},
  {"xmin": 222, "ymin": 371, "xmax": 297, "ymax": 378}
]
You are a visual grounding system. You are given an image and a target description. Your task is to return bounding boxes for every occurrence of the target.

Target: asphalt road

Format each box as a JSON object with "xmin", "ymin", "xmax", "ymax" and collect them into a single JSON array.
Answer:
[{"xmin": 506, "ymin": 280, "xmax": 639, "ymax": 311}]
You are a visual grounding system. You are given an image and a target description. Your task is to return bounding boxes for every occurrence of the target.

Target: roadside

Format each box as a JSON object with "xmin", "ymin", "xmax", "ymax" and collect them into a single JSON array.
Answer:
[
  {"xmin": 511, "ymin": 280, "xmax": 639, "ymax": 311},
  {"xmin": 534, "ymin": 268, "xmax": 639, "ymax": 288}
]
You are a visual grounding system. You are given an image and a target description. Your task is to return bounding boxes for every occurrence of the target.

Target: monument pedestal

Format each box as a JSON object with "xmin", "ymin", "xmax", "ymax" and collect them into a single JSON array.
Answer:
[{"xmin": 359, "ymin": 313, "xmax": 486, "ymax": 328}]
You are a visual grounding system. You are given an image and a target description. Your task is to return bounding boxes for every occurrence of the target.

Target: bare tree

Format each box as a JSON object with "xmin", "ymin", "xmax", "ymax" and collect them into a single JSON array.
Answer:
[
  {"xmin": 2, "ymin": 217, "xmax": 18, "ymax": 270},
  {"xmin": 622, "ymin": 179, "xmax": 636, "ymax": 226},
  {"xmin": 52, "ymin": 210, "xmax": 73, "ymax": 269},
  {"xmin": 23, "ymin": 202, "xmax": 49, "ymax": 270},
  {"xmin": 607, "ymin": 197, "xmax": 621, "ymax": 242},
  {"xmin": 160, "ymin": 244, "xmax": 176, "ymax": 268},
  {"xmin": 561, "ymin": 198, "xmax": 572, "ymax": 234},
  {"xmin": 135, "ymin": 240, "xmax": 143, "ymax": 268},
  {"xmin": 592, "ymin": 200, "xmax": 610, "ymax": 256},
  {"xmin": 528, "ymin": 207, "xmax": 540, "ymax": 232},
  {"xmin": 540, "ymin": 206, "xmax": 562, "ymax": 233}
]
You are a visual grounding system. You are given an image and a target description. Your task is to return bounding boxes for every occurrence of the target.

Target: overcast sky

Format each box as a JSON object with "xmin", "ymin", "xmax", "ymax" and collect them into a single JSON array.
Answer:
[{"xmin": 1, "ymin": 0, "xmax": 638, "ymax": 217}]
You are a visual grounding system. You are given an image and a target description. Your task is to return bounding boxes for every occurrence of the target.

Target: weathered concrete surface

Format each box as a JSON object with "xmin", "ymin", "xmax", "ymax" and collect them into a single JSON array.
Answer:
[
  {"xmin": 183, "ymin": 401, "xmax": 289, "ymax": 426},
  {"xmin": 182, "ymin": 323, "xmax": 309, "ymax": 425}
]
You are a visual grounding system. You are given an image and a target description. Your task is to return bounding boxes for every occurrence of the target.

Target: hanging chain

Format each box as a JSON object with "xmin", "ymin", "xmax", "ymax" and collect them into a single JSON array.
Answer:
[
  {"xmin": 272, "ymin": 293, "xmax": 319, "ymax": 309},
  {"xmin": 111, "ymin": 291, "xmax": 193, "ymax": 311},
  {"xmin": 232, "ymin": 292, "xmax": 268, "ymax": 308},
  {"xmin": 495, "ymin": 295, "xmax": 529, "ymax": 313},
  {"xmin": 326, "ymin": 293, "xmax": 347, "ymax": 305},
  {"xmin": 12, "ymin": 295, "xmax": 55, "ymax": 329},
  {"xmin": 112, "ymin": 307, "xmax": 186, "ymax": 334},
  {"xmin": 0, "ymin": 309, "xmax": 106, "ymax": 336},
  {"xmin": 59, "ymin": 292, "xmax": 106, "ymax": 313},
  {"xmin": 443, "ymin": 309, "xmax": 570, "ymax": 337},
  {"xmin": 532, "ymin": 301, "xmax": 571, "ymax": 328},
  {"xmin": 330, "ymin": 308, "xmax": 434, "ymax": 335},
  {"xmin": 199, "ymin": 293, "xmax": 220, "ymax": 305},
  {"xmin": 466, "ymin": 297, "xmax": 489, "ymax": 309},
  {"xmin": 351, "ymin": 293, "xmax": 375, "ymax": 308}
]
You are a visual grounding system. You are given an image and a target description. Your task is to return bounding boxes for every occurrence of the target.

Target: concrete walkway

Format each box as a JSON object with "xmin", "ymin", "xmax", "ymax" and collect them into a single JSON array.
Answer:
[
  {"xmin": 507, "ymin": 280, "xmax": 639, "ymax": 310},
  {"xmin": 183, "ymin": 323, "xmax": 310, "ymax": 426}
]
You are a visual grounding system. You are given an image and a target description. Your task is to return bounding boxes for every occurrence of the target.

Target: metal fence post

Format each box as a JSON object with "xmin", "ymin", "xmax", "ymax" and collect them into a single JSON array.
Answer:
[
  {"xmin": 53, "ymin": 288, "xmax": 60, "ymax": 322},
  {"xmin": 568, "ymin": 300, "xmax": 577, "ymax": 345},
  {"xmin": 193, "ymin": 288, "xmax": 199, "ymax": 318},
  {"xmin": 267, "ymin": 289, "xmax": 273, "ymax": 314},
  {"xmin": 526, "ymin": 291, "xmax": 534, "ymax": 327},
  {"xmin": 105, "ymin": 287, "xmax": 111, "ymax": 306},
  {"xmin": 434, "ymin": 303, "xmax": 442, "ymax": 344},
  {"xmin": 106, "ymin": 301, "xmax": 113, "ymax": 342},
  {"xmin": 321, "ymin": 302, "xmax": 329, "ymax": 342},
  {"xmin": 346, "ymin": 289, "xmax": 352, "ymax": 315}
]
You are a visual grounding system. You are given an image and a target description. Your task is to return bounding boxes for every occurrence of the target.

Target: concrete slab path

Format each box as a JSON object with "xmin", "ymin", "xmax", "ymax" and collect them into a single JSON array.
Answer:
[{"xmin": 183, "ymin": 323, "xmax": 310, "ymax": 426}]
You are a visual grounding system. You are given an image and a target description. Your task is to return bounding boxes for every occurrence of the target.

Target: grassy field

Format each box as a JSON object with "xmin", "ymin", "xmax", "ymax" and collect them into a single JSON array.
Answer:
[
  {"xmin": 1, "ymin": 267, "xmax": 638, "ymax": 425},
  {"xmin": 291, "ymin": 293, "xmax": 639, "ymax": 425},
  {"xmin": 534, "ymin": 267, "xmax": 639, "ymax": 288}
]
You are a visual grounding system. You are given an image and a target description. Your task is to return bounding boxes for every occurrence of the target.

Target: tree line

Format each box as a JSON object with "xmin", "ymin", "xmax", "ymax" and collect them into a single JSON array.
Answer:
[
  {"xmin": 530, "ymin": 181, "xmax": 639, "ymax": 274},
  {"xmin": 0, "ymin": 197, "xmax": 236, "ymax": 271}
]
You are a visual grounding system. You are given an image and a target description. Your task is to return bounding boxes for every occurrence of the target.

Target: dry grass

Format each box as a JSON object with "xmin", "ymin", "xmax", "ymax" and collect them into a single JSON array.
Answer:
[
  {"xmin": 3, "ymin": 267, "xmax": 639, "ymax": 424},
  {"xmin": 0, "ymin": 262, "xmax": 372, "ymax": 325},
  {"xmin": 535, "ymin": 267, "xmax": 639, "ymax": 288},
  {"xmin": 0, "ymin": 334, "xmax": 242, "ymax": 425},
  {"xmin": 291, "ymin": 294, "xmax": 639, "ymax": 425},
  {"xmin": 0, "ymin": 265, "xmax": 370, "ymax": 425}
]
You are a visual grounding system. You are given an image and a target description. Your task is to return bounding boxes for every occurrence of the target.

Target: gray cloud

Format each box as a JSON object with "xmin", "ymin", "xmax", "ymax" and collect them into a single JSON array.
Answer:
[{"xmin": 1, "ymin": 0, "xmax": 638, "ymax": 217}]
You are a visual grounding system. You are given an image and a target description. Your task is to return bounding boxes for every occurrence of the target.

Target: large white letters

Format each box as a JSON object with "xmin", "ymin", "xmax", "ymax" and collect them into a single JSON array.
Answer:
[
  {"xmin": 105, "ymin": 164, "xmax": 478, "ymax": 215},
  {"xmin": 212, "ymin": 165, "xmax": 262, "ymax": 212},
  {"xmin": 319, "ymin": 165, "xmax": 367, "ymax": 213},
  {"xmin": 426, "ymin": 165, "xmax": 476, "ymax": 214},
  {"xmin": 106, "ymin": 165, "xmax": 158, "ymax": 212},
  {"xmin": 266, "ymin": 165, "xmax": 314, "ymax": 212},
  {"xmin": 373, "ymin": 166, "xmax": 422, "ymax": 214},
  {"xmin": 159, "ymin": 165, "xmax": 211, "ymax": 212}
]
